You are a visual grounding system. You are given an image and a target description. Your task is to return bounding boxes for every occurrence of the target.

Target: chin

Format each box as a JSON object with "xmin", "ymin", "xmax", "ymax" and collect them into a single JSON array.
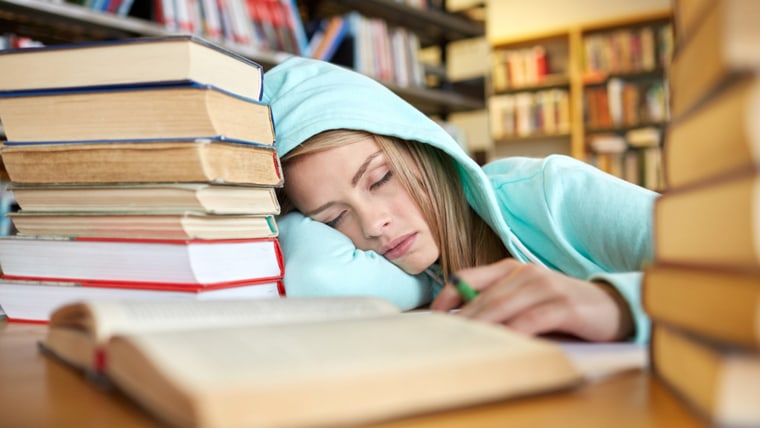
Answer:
[
  {"xmin": 401, "ymin": 265, "xmax": 427, "ymax": 275},
  {"xmin": 397, "ymin": 254, "xmax": 439, "ymax": 276}
]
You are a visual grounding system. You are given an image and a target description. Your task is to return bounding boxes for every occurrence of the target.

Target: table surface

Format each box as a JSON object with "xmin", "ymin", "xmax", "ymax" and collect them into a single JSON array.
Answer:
[{"xmin": 0, "ymin": 320, "xmax": 708, "ymax": 428}]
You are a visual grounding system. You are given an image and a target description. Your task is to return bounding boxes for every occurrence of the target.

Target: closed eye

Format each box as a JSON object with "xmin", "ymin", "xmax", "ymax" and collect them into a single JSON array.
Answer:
[
  {"xmin": 325, "ymin": 211, "xmax": 346, "ymax": 228},
  {"xmin": 370, "ymin": 171, "xmax": 393, "ymax": 190}
]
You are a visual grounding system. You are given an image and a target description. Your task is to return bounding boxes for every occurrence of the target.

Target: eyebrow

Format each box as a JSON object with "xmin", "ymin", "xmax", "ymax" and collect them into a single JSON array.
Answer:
[
  {"xmin": 352, "ymin": 151, "xmax": 383, "ymax": 186},
  {"xmin": 304, "ymin": 151, "xmax": 383, "ymax": 217}
]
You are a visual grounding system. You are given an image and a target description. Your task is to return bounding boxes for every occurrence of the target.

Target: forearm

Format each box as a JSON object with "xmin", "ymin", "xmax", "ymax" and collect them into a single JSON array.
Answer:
[{"xmin": 589, "ymin": 271, "xmax": 649, "ymax": 344}]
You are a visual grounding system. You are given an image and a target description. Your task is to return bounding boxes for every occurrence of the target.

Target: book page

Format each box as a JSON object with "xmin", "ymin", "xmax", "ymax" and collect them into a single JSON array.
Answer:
[
  {"xmin": 106, "ymin": 313, "xmax": 582, "ymax": 428},
  {"xmin": 50, "ymin": 296, "xmax": 401, "ymax": 343},
  {"xmin": 558, "ymin": 342, "xmax": 646, "ymax": 381}
]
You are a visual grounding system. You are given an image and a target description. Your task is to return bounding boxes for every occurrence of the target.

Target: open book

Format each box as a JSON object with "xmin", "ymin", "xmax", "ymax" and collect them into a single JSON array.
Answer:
[{"xmin": 41, "ymin": 297, "xmax": 583, "ymax": 428}]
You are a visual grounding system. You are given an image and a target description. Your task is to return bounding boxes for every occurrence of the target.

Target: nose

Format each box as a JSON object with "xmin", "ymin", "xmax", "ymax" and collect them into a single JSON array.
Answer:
[{"xmin": 356, "ymin": 205, "xmax": 391, "ymax": 239}]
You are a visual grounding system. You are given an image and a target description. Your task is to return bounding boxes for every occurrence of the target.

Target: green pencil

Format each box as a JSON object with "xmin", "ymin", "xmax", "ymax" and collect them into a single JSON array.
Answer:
[{"xmin": 450, "ymin": 273, "xmax": 478, "ymax": 302}]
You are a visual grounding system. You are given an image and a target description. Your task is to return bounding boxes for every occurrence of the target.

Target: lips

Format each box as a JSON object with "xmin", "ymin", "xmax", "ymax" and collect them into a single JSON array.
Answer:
[{"xmin": 381, "ymin": 233, "xmax": 416, "ymax": 260}]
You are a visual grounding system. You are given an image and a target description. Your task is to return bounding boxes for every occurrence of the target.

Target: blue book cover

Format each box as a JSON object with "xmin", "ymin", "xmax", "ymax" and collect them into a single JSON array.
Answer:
[{"xmin": 280, "ymin": 0, "xmax": 311, "ymax": 56}]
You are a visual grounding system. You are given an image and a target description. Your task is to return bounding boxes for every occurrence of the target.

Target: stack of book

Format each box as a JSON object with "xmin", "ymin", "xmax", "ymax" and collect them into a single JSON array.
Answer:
[
  {"xmin": 0, "ymin": 35, "xmax": 286, "ymax": 322},
  {"xmin": 643, "ymin": 0, "xmax": 760, "ymax": 426}
]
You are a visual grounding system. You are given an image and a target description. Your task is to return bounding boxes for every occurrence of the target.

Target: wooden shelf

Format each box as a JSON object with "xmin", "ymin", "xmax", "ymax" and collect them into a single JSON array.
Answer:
[
  {"xmin": 487, "ymin": 10, "xmax": 673, "ymax": 190},
  {"xmin": 585, "ymin": 122, "xmax": 668, "ymax": 134},
  {"xmin": 494, "ymin": 74, "xmax": 571, "ymax": 95},
  {"xmin": 494, "ymin": 133, "xmax": 572, "ymax": 144},
  {"xmin": 0, "ymin": 0, "xmax": 484, "ymax": 118},
  {"xmin": 582, "ymin": 69, "xmax": 668, "ymax": 86},
  {"xmin": 385, "ymin": 81, "xmax": 484, "ymax": 116}
]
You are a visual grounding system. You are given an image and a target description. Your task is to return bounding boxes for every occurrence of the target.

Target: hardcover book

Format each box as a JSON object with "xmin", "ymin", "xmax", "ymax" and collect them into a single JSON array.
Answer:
[
  {"xmin": 40, "ymin": 297, "xmax": 583, "ymax": 428},
  {"xmin": 9, "ymin": 183, "xmax": 280, "ymax": 215},
  {"xmin": 664, "ymin": 75, "xmax": 760, "ymax": 189},
  {"xmin": 0, "ymin": 35, "xmax": 264, "ymax": 100},
  {"xmin": 0, "ymin": 277, "xmax": 284, "ymax": 322},
  {"xmin": 650, "ymin": 324, "xmax": 760, "ymax": 427},
  {"xmin": 0, "ymin": 139, "xmax": 283, "ymax": 186},
  {"xmin": 0, "ymin": 235, "xmax": 284, "ymax": 287},
  {"xmin": 643, "ymin": 263, "xmax": 760, "ymax": 348},
  {"xmin": 668, "ymin": 0, "xmax": 760, "ymax": 119},
  {"xmin": 9, "ymin": 212, "xmax": 279, "ymax": 240},
  {"xmin": 0, "ymin": 84, "xmax": 275, "ymax": 145},
  {"xmin": 653, "ymin": 169, "xmax": 760, "ymax": 269}
]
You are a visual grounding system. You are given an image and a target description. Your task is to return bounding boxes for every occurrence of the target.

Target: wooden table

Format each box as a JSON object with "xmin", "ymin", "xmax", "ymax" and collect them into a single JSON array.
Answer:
[{"xmin": 0, "ymin": 320, "xmax": 707, "ymax": 428}]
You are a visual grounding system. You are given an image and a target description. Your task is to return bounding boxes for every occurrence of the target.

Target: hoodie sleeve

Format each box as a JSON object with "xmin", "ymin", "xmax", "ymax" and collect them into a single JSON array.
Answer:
[
  {"xmin": 539, "ymin": 156, "xmax": 657, "ymax": 344},
  {"xmin": 276, "ymin": 212, "xmax": 434, "ymax": 310},
  {"xmin": 485, "ymin": 155, "xmax": 657, "ymax": 343}
]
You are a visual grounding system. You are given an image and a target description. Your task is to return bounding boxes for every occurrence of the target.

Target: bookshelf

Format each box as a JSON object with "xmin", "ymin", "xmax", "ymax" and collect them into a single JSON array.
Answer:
[
  {"xmin": 488, "ymin": 9, "xmax": 673, "ymax": 190},
  {"xmin": 0, "ymin": 0, "xmax": 485, "ymax": 116}
]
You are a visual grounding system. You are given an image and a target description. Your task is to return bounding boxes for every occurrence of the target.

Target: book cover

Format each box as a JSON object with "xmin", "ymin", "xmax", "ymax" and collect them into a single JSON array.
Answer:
[
  {"xmin": 0, "ymin": 35, "xmax": 264, "ymax": 101},
  {"xmin": 0, "ymin": 277, "xmax": 285, "ymax": 323},
  {"xmin": 669, "ymin": 0, "xmax": 760, "ymax": 119},
  {"xmin": 673, "ymin": 0, "xmax": 714, "ymax": 44},
  {"xmin": 643, "ymin": 263, "xmax": 760, "ymax": 348},
  {"xmin": 663, "ymin": 75, "xmax": 760, "ymax": 189},
  {"xmin": 650, "ymin": 323, "xmax": 760, "ymax": 427},
  {"xmin": 0, "ymin": 83, "xmax": 275, "ymax": 145},
  {"xmin": 653, "ymin": 169, "xmax": 760, "ymax": 270},
  {"xmin": 311, "ymin": 15, "xmax": 348, "ymax": 61},
  {"xmin": 0, "ymin": 235, "xmax": 284, "ymax": 286},
  {"xmin": 0, "ymin": 138, "xmax": 283, "ymax": 186},
  {"xmin": 278, "ymin": 0, "xmax": 310, "ymax": 56}
]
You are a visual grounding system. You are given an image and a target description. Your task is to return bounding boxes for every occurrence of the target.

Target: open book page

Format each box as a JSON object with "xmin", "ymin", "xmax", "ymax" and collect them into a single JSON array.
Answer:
[
  {"xmin": 49, "ymin": 296, "xmax": 401, "ymax": 344},
  {"xmin": 106, "ymin": 313, "xmax": 583, "ymax": 428},
  {"xmin": 558, "ymin": 342, "xmax": 647, "ymax": 381}
]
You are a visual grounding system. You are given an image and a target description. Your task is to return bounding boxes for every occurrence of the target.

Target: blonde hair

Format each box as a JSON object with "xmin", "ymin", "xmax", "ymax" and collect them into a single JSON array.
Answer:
[{"xmin": 280, "ymin": 129, "xmax": 508, "ymax": 279}]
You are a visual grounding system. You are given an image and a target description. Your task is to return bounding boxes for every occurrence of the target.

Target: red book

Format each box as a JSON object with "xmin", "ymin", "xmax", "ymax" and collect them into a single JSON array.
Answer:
[
  {"xmin": 0, "ymin": 277, "xmax": 285, "ymax": 323},
  {"xmin": 0, "ymin": 236, "xmax": 284, "ymax": 287}
]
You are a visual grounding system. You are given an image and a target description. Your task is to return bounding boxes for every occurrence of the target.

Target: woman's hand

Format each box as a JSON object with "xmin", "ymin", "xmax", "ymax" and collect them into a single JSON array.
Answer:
[{"xmin": 430, "ymin": 259, "xmax": 634, "ymax": 342}]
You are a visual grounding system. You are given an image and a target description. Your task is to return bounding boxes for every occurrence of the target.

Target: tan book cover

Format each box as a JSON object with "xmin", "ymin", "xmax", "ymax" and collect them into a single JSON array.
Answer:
[
  {"xmin": 650, "ymin": 324, "xmax": 760, "ymax": 427},
  {"xmin": 653, "ymin": 169, "xmax": 760, "ymax": 270},
  {"xmin": 669, "ymin": 0, "xmax": 760, "ymax": 119},
  {"xmin": 664, "ymin": 76, "xmax": 760, "ymax": 189},
  {"xmin": 643, "ymin": 263, "xmax": 760, "ymax": 348},
  {"xmin": 672, "ymin": 0, "xmax": 715, "ymax": 44}
]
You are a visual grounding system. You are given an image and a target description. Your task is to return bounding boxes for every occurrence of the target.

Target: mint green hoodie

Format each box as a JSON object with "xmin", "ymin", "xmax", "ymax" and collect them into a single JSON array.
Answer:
[{"xmin": 263, "ymin": 57, "xmax": 658, "ymax": 343}]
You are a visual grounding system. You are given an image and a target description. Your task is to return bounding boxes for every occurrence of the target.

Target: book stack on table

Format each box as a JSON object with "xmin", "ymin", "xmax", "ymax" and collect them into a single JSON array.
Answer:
[
  {"xmin": 642, "ymin": 0, "xmax": 760, "ymax": 425},
  {"xmin": 0, "ymin": 35, "xmax": 286, "ymax": 322}
]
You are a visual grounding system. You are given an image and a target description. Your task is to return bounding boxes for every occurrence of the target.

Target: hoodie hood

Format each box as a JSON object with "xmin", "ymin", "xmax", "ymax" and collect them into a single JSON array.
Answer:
[{"xmin": 263, "ymin": 57, "xmax": 526, "ymax": 259}]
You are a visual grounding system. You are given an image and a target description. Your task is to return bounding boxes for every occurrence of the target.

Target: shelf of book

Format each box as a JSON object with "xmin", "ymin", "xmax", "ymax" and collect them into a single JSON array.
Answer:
[
  {"xmin": 386, "ymin": 79, "xmax": 484, "ymax": 115},
  {"xmin": 0, "ymin": 0, "xmax": 289, "ymax": 65},
  {"xmin": 487, "ymin": 9, "xmax": 673, "ymax": 191},
  {"xmin": 305, "ymin": 0, "xmax": 484, "ymax": 47},
  {"xmin": 0, "ymin": 0, "xmax": 484, "ymax": 118}
]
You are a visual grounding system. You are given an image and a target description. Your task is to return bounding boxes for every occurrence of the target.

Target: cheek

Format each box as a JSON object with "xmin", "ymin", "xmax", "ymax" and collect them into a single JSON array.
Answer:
[
  {"xmin": 337, "ymin": 223, "xmax": 370, "ymax": 250},
  {"xmin": 393, "ymin": 188, "xmax": 427, "ymax": 227}
]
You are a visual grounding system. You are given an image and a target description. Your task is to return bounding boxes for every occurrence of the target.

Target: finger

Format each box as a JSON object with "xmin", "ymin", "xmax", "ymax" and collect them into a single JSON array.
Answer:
[
  {"xmin": 429, "ymin": 284, "xmax": 463, "ymax": 311},
  {"xmin": 458, "ymin": 263, "xmax": 533, "ymax": 318},
  {"xmin": 457, "ymin": 258, "xmax": 526, "ymax": 292},
  {"xmin": 505, "ymin": 299, "xmax": 570, "ymax": 337}
]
